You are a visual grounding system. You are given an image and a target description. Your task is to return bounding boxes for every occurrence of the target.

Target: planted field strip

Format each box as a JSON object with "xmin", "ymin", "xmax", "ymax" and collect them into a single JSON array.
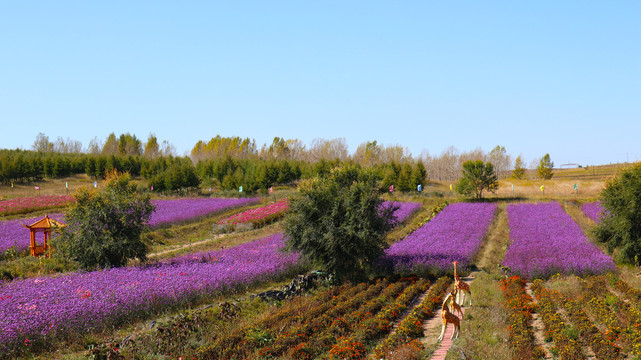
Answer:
[
  {"xmin": 215, "ymin": 198, "xmax": 289, "ymax": 229},
  {"xmin": 581, "ymin": 201, "xmax": 606, "ymax": 223},
  {"xmin": 380, "ymin": 202, "xmax": 497, "ymax": 274},
  {"xmin": 0, "ymin": 213, "xmax": 65, "ymax": 252},
  {"xmin": 0, "ymin": 195, "xmax": 74, "ymax": 216},
  {"xmin": 501, "ymin": 276, "xmax": 546, "ymax": 359},
  {"xmin": 503, "ymin": 202, "xmax": 616, "ymax": 279},
  {"xmin": 0, "ymin": 233, "xmax": 299, "ymax": 356},
  {"xmin": 383, "ymin": 201, "xmax": 424, "ymax": 226}
]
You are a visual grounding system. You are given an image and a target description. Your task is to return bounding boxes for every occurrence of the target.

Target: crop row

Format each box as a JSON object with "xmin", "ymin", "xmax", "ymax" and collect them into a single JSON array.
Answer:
[
  {"xmin": 373, "ymin": 276, "xmax": 451, "ymax": 359},
  {"xmin": 215, "ymin": 198, "xmax": 289, "ymax": 232},
  {"xmin": 0, "ymin": 233, "xmax": 299, "ymax": 355},
  {"xmin": 530, "ymin": 280, "xmax": 585, "ymax": 359},
  {"xmin": 380, "ymin": 202, "xmax": 497, "ymax": 274},
  {"xmin": 0, "ymin": 195, "xmax": 75, "ymax": 216},
  {"xmin": 503, "ymin": 202, "xmax": 616, "ymax": 279},
  {"xmin": 500, "ymin": 276, "xmax": 545, "ymax": 360},
  {"xmin": 582, "ymin": 276, "xmax": 641, "ymax": 357}
]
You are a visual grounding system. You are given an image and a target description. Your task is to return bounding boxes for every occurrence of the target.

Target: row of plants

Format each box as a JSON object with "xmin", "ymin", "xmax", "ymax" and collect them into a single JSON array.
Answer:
[
  {"xmin": 531, "ymin": 279, "xmax": 586, "ymax": 360},
  {"xmin": 380, "ymin": 202, "xmax": 497, "ymax": 274},
  {"xmin": 503, "ymin": 202, "xmax": 616, "ymax": 279},
  {"xmin": 500, "ymin": 275, "xmax": 545, "ymax": 360},
  {"xmin": 0, "ymin": 195, "xmax": 75, "ymax": 216},
  {"xmin": 582, "ymin": 276, "xmax": 641, "ymax": 357},
  {"xmin": 581, "ymin": 201, "xmax": 606, "ymax": 223},
  {"xmin": 552, "ymin": 284, "xmax": 623, "ymax": 359},
  {"xmin": 608, "ymin": 272, "xmax": 641, "ymax": 303},
  {"xmin": 373, "ymin": 276, "xmax": 451, "ymax": 359}
]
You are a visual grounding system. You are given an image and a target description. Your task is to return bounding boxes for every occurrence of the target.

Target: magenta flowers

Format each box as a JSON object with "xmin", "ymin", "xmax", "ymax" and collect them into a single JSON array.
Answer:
[
  {"xmin": 148, "ymin": 197, "xmax": 260, "ymax": 227},
  {"xmin": 0, "ymin": 233, "xmax": 299, "ymax": 354},
  {"xmin": 217, "ymin": 198, "xmax": 289, "ymax": 227},
  {"xmin": 381, "ymin": 202, "xmax": 497, "ymax": 273},
  {"xmin": 0, "ymin": 195, "xmax": 74, "ymax": 216},
  {"xmin": 503, "ymin": 202, "xmax": 615, "ymax": 279},
  {"xmin": 581, "ymin": 201, "xmax": 607, "ymax": 223}
]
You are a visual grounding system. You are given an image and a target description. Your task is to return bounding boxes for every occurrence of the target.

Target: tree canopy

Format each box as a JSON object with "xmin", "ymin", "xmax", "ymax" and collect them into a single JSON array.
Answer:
[
  {"xmin": 55, "ymin": 171, "xmax": 155, "ymax": 269},
  {"xmin": 283, "ymin": 165, "xmax": 395, "ymax": 281},
  {"xmin": 455, "ymin": 160, "xmax": 498, "ymax": 199},
  {"xmin": 594, "ymin": 163, "xmax": 641, "ymax": 264},
  {"xmin": 537, "ymin": 153, "xmax": 554, "ymax": 180}
]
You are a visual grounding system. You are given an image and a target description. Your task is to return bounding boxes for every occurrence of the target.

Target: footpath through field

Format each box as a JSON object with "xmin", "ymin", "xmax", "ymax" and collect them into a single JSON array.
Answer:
[{"xmin": 423, "ymin": 272, "xmax": 475, "ymax": 360}]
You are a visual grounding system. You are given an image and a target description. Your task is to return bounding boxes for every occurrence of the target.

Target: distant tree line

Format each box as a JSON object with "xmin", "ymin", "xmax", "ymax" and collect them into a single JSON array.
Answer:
[{"xmin": 0, "ymin": 132, "xmax": 556, "ymax": 192}]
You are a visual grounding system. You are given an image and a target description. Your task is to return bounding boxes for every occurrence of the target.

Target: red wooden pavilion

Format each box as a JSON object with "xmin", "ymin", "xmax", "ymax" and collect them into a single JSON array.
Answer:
[{"xmin": 23, "ymin": 214, "xmax": 67, "ymax": 257}]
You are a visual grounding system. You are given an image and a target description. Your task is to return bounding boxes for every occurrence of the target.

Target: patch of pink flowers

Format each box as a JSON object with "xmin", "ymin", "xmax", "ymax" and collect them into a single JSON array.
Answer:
[
  {"xmin": 0, "ymin": 195, "xmax": 75, "ymax": 216},
  {"xmin": 217, "ymin": 198, "xmax": 290, "ymax": 226}
]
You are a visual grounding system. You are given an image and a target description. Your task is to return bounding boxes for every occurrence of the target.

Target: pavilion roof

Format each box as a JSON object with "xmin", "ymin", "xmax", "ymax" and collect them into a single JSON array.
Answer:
[{"xmin": 23, "ymin": 214, "xmax": 67, "ymax": 230}]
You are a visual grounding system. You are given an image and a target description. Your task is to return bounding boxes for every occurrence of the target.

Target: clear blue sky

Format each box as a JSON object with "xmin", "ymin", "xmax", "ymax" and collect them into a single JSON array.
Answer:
[{"xmin": 1, "ymin": 1, "xmax": 639, "ymax": 166}]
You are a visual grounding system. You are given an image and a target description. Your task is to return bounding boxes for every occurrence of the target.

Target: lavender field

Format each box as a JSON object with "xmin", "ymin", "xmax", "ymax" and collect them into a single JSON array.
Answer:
[
  {"xmin": 0, "ymin": 233, "xmax": 299, "ymax": 354},
  {"xmin": 503, "ymin": 202, "xmax": 616, "ymax": 279},
  {"xmin": 581, "ymin": 201, "xmax": 607, "ymax": 223},
  {"xmin": 380, "ymin": 202, "xmax": 497, "ymax": 273}
]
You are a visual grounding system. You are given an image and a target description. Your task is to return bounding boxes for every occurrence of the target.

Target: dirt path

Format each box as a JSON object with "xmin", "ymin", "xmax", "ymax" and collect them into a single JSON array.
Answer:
[
  {"xmin": 424, "ymin": 272, "xmax": 476, "ymax": 360},
  {"xmin": 524, "ymin": 283, "xmax": 554, "ymax": 360},
  {"xmin": 148, "ymin": 234, "xmax": 225, "ymax": 258}
]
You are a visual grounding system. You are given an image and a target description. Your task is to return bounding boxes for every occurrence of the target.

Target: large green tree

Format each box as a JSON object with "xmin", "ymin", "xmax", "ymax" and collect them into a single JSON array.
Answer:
[
  {"xmin": 283, "ymin": 165, "xmax": 395, "ymax": 281},
  {"xmin": 594, "ymin": 163, "xmax": 641, "ymax": 264},
  {"xmin": 537, "ymin": 153, "xmax": 554, "ymax": 180},
  {"xmin": 455, "ymin": 160, "xmax": 498, "ymax": 199},
  {"xmin": 56, "ymin": 171, "xmax": 155, "ymax": 269}
]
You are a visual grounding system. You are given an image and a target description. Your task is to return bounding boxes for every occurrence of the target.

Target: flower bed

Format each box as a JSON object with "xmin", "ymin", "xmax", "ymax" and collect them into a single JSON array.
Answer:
[
  {"xmin": 0, "ymin": 213, "xmax": 65, "ymax": 252},
  {"xmin": 501, "ymin": 276, "xmax": 545, "ymax": 360},
  {"xmin": 149, "ymin": 197, "xmax": 259, "ymax": 227},
  {"xmin": 214, "ymin": 198, "xmax": 289, "ymax": 232},
  {"xmin": 503, "ymin": 202, "xmax": 616, "ymax": 279},
  {"xmin": 380, "ymin": 202, "xmax": 497, "ymax": 274},
  {"xmin": 581, "ymin": 201, "xmax": 607, "ymax": 223},
  {"xmin": 0, "ymin": 233, "xmax": 299, "ymax": 356},
  {"xmin": 0, "ymin": 195, "xmax": 74, "ymax": 216}
]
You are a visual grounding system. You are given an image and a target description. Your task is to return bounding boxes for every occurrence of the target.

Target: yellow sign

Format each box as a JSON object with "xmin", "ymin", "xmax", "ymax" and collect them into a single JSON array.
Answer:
[{"xmin": 540, "ymin": 185, "xmax": 545, "ymax": 192}]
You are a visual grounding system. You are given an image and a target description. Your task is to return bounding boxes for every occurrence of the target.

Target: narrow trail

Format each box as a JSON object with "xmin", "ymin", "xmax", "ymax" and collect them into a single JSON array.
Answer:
[
  {"xmin": 148, "ymin": 234, "xmax": 225, "ymax": 258},
  {"xmin": 424, "ymin": 272, "xmax": 476, "ymax": 360},
  {"xmin": 524, "ymin": 283, "xmax": 554, "ymax": 360}
]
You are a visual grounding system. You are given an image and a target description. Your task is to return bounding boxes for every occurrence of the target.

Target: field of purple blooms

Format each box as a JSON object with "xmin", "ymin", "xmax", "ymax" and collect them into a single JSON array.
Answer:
[
  {"xmin": 581, "ymin": 201, "xmax": 607, "ymax": 223},
  {"xmin": 380, "ymin": 202, "xmax": 497, "ymax": 273},
  {"xmin": 503, "ymin": 202, "xmax": 616, "ymax": 279},
  {"xmin": 0, "ymin": 233, "xmax": 300, "ymax": 355}
]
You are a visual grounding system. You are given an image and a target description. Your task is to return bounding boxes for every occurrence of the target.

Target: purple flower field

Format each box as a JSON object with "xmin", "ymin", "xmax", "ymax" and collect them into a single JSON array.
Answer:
[
  {"xmin": 149, "ymin": 197, "xmax": 259, "ymax": 227},
  {"xmin": 503, "ymin": 202, "xmax": 616, "ymax": 279},
  {"xmin": 0, "ymin": 213, "xmax": 65, "ymax": 253},
  {"xmin": 581, "ymin": 201, "xmax": 607, "ymax": 223},
  {"xmin": 383, "ymin": 201, "xmax": 423, "ymax": 226},
  {"xmin": 380, "ymin": 202, "xmax": 497, "ymax": 273},
  {"xmin": 0, "ymin": 233, "xmax": 299, "ymax": 354}
]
